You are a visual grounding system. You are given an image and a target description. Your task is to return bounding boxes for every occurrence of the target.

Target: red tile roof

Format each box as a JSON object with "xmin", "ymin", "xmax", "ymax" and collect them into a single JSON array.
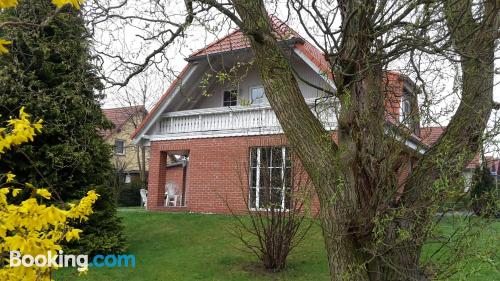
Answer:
[
  {"xmin": 484, "ymin": 156, "xmax": 499, "ymax": 174},
  {"xmin": 189, "ymin": 16, "xmax": 299, "ymax": 59},
  {"xmin": 189, "ymin": 30, "xmax": 249, "ymax": 58},
  {"xmin": 420, "ymin": 126, "xmax": 480, "ymax": 169},
  {"xmin": 468, "ymin": 155, "xmax": 481, "ymax": 169},
  {"xmin": 102, "ymin": 105, "xmax": 147, "ymax": 139},
  {"xmin": 419, "ymin": 127, "xmax": 445, "ymax": 146}
]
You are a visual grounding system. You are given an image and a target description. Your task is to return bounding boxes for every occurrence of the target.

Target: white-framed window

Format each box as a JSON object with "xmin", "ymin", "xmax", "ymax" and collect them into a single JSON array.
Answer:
[
  {"xmin": 114, "ymin": 139, "xmax": 125, "ymax": 155},
  {"xmin": 400, "ymin": 88, "xmax": 411, "ymax": 122},
  {"xmin": 250, "ymin": 86, "xmax": 267, "ymax": 105},
  {"xmin": 124, "ymin": 174, "xmax": 131, "ymax": 184},
  {"xmin": 401, "ymin": 100, "xmax": 411, "ymax": 120},
  {"xmin": 249, "ymin": 147, "xmax": 291, "ymax": 210},
  {"xmin": 223, "ymin": 90, "xmax": 238, "ymax": 106}
]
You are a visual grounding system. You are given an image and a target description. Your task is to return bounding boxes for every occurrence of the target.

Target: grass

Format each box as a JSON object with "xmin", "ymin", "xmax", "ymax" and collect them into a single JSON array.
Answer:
[{"xmin": 55, "ymin": 208, "xmax": 499, "ymax": 281}]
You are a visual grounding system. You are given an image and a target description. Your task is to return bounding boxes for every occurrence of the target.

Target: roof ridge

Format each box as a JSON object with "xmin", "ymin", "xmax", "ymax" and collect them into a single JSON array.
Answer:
[
  {"xmin": 420, "ymin": 126, "xmax": 445, "ymax": 129},
  {"xmin": 188, "ymin": 15, "xmax": 302, "ymax": 59},
  {"xmin": 103, "ymin": 104, "xmax": 146, "ymax": 111}
]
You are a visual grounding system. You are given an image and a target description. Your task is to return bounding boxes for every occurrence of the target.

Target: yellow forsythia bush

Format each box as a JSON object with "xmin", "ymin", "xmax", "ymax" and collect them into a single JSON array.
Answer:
[{"xmin": 0, "ymin": 107, "xmax": 99, "ymax": 280}]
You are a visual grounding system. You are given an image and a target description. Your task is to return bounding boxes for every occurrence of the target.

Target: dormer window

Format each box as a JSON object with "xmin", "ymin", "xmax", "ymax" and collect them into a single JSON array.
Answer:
[
  {"xmin": 399, "ymin": 86, "xmax": 420, "ymax": 134},
  {"xmin": 223, "ymin": 90, "xmax": 238, "ymax": 107},
  {"xmin": 401, "ymin": 99, "xmax": 411, "ymax": 121},
  {"xmin": 400, "ymin": 88, "xmax": 412, "ymax": 123}
]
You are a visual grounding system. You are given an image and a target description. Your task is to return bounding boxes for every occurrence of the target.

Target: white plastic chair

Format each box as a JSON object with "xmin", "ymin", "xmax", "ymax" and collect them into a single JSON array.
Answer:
[
  {"xmin": 165, "ymin": 181, "xmax": 182, "ymax": 207},
  {"xmin": 140, "ymin": 189, "xmax": 148, "ymax": 207}
]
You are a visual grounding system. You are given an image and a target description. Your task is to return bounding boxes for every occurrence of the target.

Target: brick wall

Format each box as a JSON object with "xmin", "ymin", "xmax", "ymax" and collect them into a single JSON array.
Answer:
[
  {"xmin": 147, "ymin": 133, "xmax": 411, "ymax": 214},
  {"xmin": 147, "ymin": 134, "xmax": 294, "ymax": 213}
]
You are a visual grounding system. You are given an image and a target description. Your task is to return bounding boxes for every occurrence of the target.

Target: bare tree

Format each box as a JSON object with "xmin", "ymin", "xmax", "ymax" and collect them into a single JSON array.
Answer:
[
  {"xmin": 226, "ymin": 142, "xmax": 316, "ymax": 272},
  {"xmin": 110, "ymin": 71, "xmax": 162, "ymax": 188}
]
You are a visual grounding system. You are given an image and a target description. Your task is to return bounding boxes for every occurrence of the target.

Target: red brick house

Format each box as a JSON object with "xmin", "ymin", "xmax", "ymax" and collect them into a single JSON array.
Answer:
[
  {"xmin": 420, "ymin": 127, "xmax": 481, "ymax": 190},
  {"xmin": 132, "ymin": 17, "xmax": 437, "ymax": 213}
]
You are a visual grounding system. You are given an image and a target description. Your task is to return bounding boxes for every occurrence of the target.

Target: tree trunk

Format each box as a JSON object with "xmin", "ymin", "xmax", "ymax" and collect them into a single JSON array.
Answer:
[
  {"xmin": 378, "ymin": 1, "xmax": 499, "ymax": 280},
  {"xmin": 231, "ymin": 1, "xmax": 371, "ymax": 279}
]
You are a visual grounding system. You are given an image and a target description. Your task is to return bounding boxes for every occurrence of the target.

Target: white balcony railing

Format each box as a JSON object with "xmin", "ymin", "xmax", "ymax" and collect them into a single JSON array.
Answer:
[{"xmin": 151, "ymin": 99, "xmax": 337, "ymax": 140}]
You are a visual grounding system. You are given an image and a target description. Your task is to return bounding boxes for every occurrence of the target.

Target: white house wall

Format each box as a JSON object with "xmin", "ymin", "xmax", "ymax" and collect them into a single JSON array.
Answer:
[{"xmin": 188, "ymin": 54, "xmax": 332, "ymax": 110}]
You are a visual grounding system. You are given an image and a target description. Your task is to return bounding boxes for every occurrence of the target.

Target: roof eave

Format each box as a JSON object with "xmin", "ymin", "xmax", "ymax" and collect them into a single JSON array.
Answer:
[{"xmin": 185, "ymin": 37, "xmax": 304, "ymax": 62}]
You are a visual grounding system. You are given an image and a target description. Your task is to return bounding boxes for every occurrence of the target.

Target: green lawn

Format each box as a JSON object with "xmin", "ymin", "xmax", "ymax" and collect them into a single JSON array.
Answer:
[{"xmin": 55, "ymin": 208, "xmax": 499, "ymax": 281}]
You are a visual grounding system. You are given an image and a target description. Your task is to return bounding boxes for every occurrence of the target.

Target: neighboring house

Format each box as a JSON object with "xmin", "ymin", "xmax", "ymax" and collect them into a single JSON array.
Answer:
[
  {"xmin": 132, "ymin": 17, "xmax": 430, "ymax": 213},
  {"xmin": 102, "ymin": 105, "xmax": 150, "ymax": 184},
  {"xmin": 484, "ymin": 156, "xmax": 499, "ymax": 176},
  {"xmin": 420, "ymin": 127, "xmax": 481, "ymax": 191},
  {"xmin": 482, "ymin": 155, "xmax": 500, "ymax": 185}
]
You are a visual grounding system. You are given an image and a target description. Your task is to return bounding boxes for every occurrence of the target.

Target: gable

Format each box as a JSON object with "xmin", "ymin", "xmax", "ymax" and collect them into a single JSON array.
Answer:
[
  {"xmin": 132, "ymin": 17, "xmax": 409, "ymax": 145},
  {"xmin": 132, "ymin": 39, "xmax": 333, "ymax": 143}
]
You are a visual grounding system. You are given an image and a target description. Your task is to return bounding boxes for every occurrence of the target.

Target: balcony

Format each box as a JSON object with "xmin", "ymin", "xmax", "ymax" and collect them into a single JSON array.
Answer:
[{"xmin": 150, "ymin": 98, "xmax": 337, "ymax": 141}]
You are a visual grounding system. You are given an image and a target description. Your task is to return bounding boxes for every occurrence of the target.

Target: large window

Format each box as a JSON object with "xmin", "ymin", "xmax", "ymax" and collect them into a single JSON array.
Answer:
[
  {"xmin": 250, "ymin": 86, "xmax": 267, "ymax": 105},
  {"xmin": 249, "ymin": 147, "xmax": 292, "ymax": 210},
  {"xmin": 223, "ymin": 90, "xmax": 238, "ymax": 107}
]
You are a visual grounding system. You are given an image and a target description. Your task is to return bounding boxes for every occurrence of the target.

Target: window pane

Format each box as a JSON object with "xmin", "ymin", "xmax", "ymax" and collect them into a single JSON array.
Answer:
[
  {"xmin": 250, "ymin": 168, "xmax": 257, "ymax": 187},
  {"xmin": 284, "ymin": 148, "xmax": 291, "ymax": 167},
  {"xmin": 270, "ymin": 188, "xmax": 282, "ymax": 208},
  {"xmin": 260, "ymin": 148, "xmax": 271, "ymax": 167},
  {"xmin": 270, "ymin": 168, "xmax": 282, "ymax": 187},
  {"xmin": 259, "ymin": 187, "xmax": 270, "ymax": 208},
  {"xmin": 403, "ymin": 101, "xmax": 410, "ymax": 115},
  {"xmin": 249, "ymin": 188, "xmax": 256, "ymax": 208},
  {"xmin": 115, "ymin": 140, "xmax": 124, "ymax": 154},
  {"xmin": 260, "ymin": 167, "xmax": 270, "ymax": 187},
  {"xmin": 223, "ymin": 90, "xmax": 238, "ymax": 106},
  {"xmin": 271, "ymin": 147, "xmax": 282, "ymax": 167},
  {"xmin": 284, "ymin": 167, "xmax": 292, "ymax": 187},
  {"xmin": 250, "ymin": 87, "xmax": 266, "ymax": 104},
  {"xmin": 250, "ymin": 148, "xmax": 258, "ymax": 167},
  {"xmin": 284, "ymin": 187, "xmax": 292, "ymax": 209}
]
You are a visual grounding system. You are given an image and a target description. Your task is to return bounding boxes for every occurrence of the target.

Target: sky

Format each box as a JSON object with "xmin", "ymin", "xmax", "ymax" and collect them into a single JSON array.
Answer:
[{"xmin": 92, "ymin": 1, "xmax": 499, "ymax": 125}]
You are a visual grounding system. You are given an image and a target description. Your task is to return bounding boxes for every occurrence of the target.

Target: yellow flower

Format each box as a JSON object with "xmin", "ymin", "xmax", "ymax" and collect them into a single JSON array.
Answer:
[
  {"xmin": 12, "ymin": 188, "xmax": 21, "ymax": 197},
  {"xmin": 0, "ymin": 108, "xmax": 98, "ymax": 280},
  {"xmin": 51, "ymin": 0, "xmax": 85, "ymax": 10},
  {"xmin": 36, "ymin": 188, "xmax": 51, "ymax": 199},
  {"xmin": 5, "ymin": 172, "xmax": 15, "ymax": 183},
  {"xmin": 0, "ymin": 107, "xmax": 42, "ymax": 156},
  {"xmin": 0, "ymin": 0, "xmax": 17, "ymax": 9},
  {"xmin": 77, "ymin": 265, "xmax": 88, "ymax": 275},
  {"xmin": 0, "ymin": 39, "xmax": 12, "ymax": 54},
  {"xmin": 65, "ymin": 228, "xmax": 82, "ymax": 242}
]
